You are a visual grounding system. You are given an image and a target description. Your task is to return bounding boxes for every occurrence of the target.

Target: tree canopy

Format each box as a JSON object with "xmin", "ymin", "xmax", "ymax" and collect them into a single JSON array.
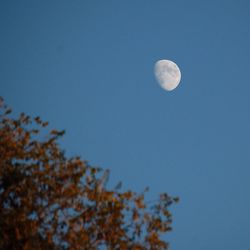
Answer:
[{"xmin": 0, "ymin": 98, "xmax": 178, "ymax": 250}]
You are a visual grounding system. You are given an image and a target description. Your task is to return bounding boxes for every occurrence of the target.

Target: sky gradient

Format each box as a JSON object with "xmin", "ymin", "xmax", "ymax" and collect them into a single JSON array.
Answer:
[{"xmin": 1, "ymin": 1, "xmax": 250, "ymax": 249}]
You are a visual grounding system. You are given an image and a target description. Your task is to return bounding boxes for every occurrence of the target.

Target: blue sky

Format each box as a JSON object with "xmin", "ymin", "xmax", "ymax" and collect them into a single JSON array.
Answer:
[{"xmin": 1, "ymin": 1, "xmax": 250, "ymax": 249}]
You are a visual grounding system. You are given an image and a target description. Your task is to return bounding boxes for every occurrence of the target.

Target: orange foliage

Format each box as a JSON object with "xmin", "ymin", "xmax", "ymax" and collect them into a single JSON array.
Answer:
[{"xmin": 0, "ymin": 97, "xmax": 178, "ymax": 250}]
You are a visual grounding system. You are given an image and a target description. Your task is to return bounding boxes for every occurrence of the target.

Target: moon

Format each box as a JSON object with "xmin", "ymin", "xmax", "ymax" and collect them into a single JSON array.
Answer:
[{"xmin": 154, "ymin": 59, "xmax": 181, "ymax": 91}]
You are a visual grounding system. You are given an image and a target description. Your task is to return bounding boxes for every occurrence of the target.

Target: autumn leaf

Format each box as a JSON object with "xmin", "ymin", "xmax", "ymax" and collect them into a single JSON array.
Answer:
[{"xmin": 0, "ymin": 99, "xmax": 177, "ymax": 250}]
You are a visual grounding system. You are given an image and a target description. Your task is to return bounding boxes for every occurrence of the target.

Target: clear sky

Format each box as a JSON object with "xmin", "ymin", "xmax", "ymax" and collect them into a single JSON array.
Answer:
[{"xmin": 1, "ymin": 1, "xmax": 250, "ymax": 249}]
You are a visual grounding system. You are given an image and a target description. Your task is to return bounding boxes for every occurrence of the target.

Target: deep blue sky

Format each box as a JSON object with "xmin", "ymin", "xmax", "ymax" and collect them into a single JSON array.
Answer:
[{"xmin": 1, "ymin": 1, "xmax": 250, "ymax": 249}]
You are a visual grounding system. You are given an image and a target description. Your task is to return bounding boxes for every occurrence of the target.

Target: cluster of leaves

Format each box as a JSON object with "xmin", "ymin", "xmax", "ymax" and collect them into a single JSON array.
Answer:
[{"xmin": 0, "ymin": 98, "xmax": 178, "ymax": 250}]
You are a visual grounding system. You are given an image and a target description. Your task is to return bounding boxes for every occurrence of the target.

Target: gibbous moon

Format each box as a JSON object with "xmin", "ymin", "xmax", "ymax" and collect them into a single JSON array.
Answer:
[{"xmin": 154, "ymin": 59, "xmax": 181, "ymax": 91}]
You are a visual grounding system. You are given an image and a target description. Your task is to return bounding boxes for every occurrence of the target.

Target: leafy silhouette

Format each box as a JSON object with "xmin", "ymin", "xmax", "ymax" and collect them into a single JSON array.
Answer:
[{"xmin": 0, "ymin": 97, "xmax": 178, "ymax": 250}]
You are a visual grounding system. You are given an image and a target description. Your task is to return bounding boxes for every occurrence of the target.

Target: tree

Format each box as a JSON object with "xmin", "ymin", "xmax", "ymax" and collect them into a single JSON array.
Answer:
[{"xmin": 0, "ymin": 97, "xmax": 178, "ymax": 250}]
